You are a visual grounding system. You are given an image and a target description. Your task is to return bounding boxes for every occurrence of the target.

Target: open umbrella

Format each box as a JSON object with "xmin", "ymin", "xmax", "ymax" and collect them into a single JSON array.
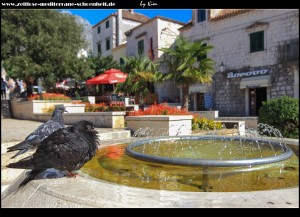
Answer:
[{"xmin": 86, "ymin": 69, "xmax": 127, "ymax": 85}]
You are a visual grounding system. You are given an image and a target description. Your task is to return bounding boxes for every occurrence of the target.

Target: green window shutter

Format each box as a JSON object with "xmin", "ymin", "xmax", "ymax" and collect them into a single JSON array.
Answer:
[
  {"xmin": 197, "ymin": 9, "xmax": 206, "ymax": 23},
  {"xmin": 250, "ymin": 31, "xmax": 264, "ymax": 53},
  {"xmin": 97, "ymin": 44, "xmax": 101, "ymax": 54},
  {"xmin": 138, "ymin": 40, "xmax": 144, "ymax": 55},
  {"xmin": 257, "ymin": 31, "xmax": 264, "ymax": 51},
  {"xmin": 106, "ymin": 39, "xmax": 110, "ymax": 50},
  {"xmin": 120, "ymin": 57, "xmax": 125, "ymax": 65}
]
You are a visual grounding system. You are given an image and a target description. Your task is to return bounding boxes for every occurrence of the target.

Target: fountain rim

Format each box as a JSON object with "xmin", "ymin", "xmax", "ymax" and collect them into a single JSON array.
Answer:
[{"xmin": 125, "ymin": 135, "xmax": 294, "ymax": 167}]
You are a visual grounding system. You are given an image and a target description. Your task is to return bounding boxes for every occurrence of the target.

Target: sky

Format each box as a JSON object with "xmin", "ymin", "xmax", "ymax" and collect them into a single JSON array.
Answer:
[{"xmin": 61, "ymin": 9, "xmax": 192, "ymax": 26}]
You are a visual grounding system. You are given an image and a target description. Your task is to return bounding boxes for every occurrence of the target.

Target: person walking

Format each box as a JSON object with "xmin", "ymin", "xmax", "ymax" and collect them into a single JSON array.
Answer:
[
  {"xmin": 10, "ymin": 82, "xmax": 21, "ymax": 99},
  {"xmin": 1, "ymin": 78, "xmax": 8, "ymax": 100}
]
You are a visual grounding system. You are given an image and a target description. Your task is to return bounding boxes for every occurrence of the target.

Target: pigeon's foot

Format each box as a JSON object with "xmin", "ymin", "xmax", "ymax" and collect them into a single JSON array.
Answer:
[{"xmin": 66, "ymin": 171, "xmax": 78, "ymax": 178}]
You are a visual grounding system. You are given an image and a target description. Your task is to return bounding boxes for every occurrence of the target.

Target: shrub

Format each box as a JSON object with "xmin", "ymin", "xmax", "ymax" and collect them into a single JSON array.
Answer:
[
  {"xmin": 258, "ymin": 96, "xmax": 299, "ymax": 139},
  {"xmin": 192, "ymin": 114, "xmax": 222, "ymax": 131},
  {"xmin": 28, "ymin": 93, "xmax": 71, "ymax": 101},
  {"xmin": 128, "ymin": 103, "xmax": 190, "ymax": 116},
  {"xmin": 84, "ymin": 102, "xmax": 126, "ymax": 112}
]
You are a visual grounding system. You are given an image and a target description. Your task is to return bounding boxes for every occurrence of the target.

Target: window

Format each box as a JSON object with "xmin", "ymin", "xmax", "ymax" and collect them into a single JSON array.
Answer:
[
  {"xmin": 120, "ymin": 57, "xmax": 125, "ymax": 65},
  {"xmin": 97, "ymin": 26, "xmax": 101, "ymax": 34},
  {"xmin": 138, "ymin": 40, "xmax": 144, "ymax": 55},
  {"xmin": 106, "ymin": 38, "xmax": 110, "ymax": 50},
  {"xmin": 97, "ymin": 43, "xmax": 101, "ymax": 54},
  {"xmin": 106, "ymin": 20, "xmax": 109, "ymax": 28},
  {"xmin": 250, "ymin": 31, "xmax": 264, "ymax": 53},
  {"xmin": 197, "ymin": 9, "xmax": 206, "ymax": 23},
  {"xmin": 197, "ymin": 43, "xmax": 207, "ymax": 61}
]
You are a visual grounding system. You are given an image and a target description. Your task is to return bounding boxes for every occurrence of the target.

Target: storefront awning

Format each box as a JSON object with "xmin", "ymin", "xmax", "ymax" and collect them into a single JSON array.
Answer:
[
  {"xmin": 189, "ymin": 84, "xmax": 210, "ymax": 93},
  {"xmin": 240, "ymin": 75, "xmax": 271, "ymax": 89}
]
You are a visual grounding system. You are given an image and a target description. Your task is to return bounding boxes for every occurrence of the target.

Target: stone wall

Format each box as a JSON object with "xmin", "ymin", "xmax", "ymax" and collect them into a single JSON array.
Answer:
[
  {"xmin": 213, "ymin": 71, "xmax": 246, "ymax": 116},
  {"xmin": 213, "ymin": 63, "xmax": 298, "ymax": 116}
]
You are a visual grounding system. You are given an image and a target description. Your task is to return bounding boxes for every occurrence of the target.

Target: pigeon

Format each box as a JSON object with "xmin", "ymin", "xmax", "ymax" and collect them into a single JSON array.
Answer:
[
  {"xmin": 7, "ymin": 104, "xmax": 67, "ymax": 159},
  {"xmin": 7, "ymin": 120, "xmax": 100, "ymax": 188}
]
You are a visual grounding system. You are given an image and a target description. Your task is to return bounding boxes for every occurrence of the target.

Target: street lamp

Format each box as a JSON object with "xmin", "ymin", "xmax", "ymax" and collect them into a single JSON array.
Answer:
[{"xmin": 219, "ymin": 62, "xmax": 226, "ymax": 72}]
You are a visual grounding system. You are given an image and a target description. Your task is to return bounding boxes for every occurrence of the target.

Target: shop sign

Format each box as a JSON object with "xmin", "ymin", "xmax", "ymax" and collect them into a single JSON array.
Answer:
[{"xmin": 227, "ymin": 69, "xmax": 268, "ymax": 79}]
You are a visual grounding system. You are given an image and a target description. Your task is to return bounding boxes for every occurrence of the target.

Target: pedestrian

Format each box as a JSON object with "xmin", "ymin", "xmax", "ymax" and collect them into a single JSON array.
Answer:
[
  {"xmin": 1, "ymin": 78, "xmax": 8, "ymax": 100},
  {"xmin": 11, "ymin": 82, "xmax": 21, "ymax": 99}
]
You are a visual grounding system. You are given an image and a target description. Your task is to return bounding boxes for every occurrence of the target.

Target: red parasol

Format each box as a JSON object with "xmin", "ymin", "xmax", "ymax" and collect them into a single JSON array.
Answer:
[{"xmin": 86, "ymin": 69, "xmax": 128, "ymax": 85}]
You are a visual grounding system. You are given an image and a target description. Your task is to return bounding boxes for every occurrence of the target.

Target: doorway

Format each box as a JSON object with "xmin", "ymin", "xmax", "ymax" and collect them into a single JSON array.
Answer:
[
  {"xmin": 196, "ymin": 93, "xmax": 205, "ymax": 111},
  {"xmin": 249, "ymin": 87, "xmax": 267, "ymax": 116}
]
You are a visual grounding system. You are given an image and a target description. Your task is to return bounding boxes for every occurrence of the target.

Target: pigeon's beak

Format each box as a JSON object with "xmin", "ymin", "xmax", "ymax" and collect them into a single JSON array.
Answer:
[
  {"xmin": 92, "ymin": 129, "xmax": 99, "ymax": 134},
  {"xmin": 64, "ymin": 109, "xmax": 68, "ymax": 113}
]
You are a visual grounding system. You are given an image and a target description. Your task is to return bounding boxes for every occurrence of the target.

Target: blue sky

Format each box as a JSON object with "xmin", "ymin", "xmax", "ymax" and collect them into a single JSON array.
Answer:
[{"xmin": 62, "ymin": 9, "xmax": 192, "ymax": 26}]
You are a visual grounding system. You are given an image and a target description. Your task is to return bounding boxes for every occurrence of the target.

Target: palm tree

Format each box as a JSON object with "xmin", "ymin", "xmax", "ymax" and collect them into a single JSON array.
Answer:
[
  {"xmin": 159, "ymin": 36, "xmax": 215, "ymax": 110},
  {"xmin": 115, "ymin": 55, "xmax": 158, "ymax": 108}
]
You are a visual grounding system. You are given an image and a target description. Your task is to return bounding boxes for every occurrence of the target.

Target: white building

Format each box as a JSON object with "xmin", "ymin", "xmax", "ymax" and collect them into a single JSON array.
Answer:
[
  {"xmin": 92, "ymin": 9, "xmax": 149, "ymax": 57},
  {"xmin": 180, "ymin": 9, "xmax": 299, "ymax": 116},
  {"xmin": 125, "ymin": 16, "xmax": 185, "ymax": 103}
]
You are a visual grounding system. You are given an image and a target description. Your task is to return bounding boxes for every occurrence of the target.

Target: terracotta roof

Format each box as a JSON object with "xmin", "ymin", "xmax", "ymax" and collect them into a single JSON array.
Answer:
[
  {"xmin": 210, "ymin": 9, "xmax": 252, "ymax": 21},
  {"xmin": 122, "ymin": 10, "xmax": 150, "ymax": 23},
  {"xmin": 178, "ymin": 22, "xmax": 193, "ymax": 32}
]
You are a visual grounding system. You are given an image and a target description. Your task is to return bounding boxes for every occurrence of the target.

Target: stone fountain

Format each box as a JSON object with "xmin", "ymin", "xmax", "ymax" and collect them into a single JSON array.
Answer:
[{"xmin": 1, "ymin": 123, "xmax": 299, "ymax": 207}]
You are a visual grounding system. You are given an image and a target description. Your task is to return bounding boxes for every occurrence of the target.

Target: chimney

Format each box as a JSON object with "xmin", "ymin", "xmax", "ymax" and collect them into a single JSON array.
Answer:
[
  {"xmin": 117, "ymin": 9, "xmax": 123, "ymax": 46},
  {"xmin": 128, "ymin": 9, "xmax": 134, "ymax": 14}
]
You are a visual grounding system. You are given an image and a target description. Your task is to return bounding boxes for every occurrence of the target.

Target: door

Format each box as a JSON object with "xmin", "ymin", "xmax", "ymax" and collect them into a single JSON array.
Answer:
[
  {"xmin": 249, "ymin": 87, "xmax": 267, "ymax": 116},
  {"xmin": 196, "ymin": 93, "xmax": 205, "ymax": 111}
]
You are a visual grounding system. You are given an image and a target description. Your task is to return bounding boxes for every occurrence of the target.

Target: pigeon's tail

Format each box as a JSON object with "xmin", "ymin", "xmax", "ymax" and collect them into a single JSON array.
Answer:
[
  {"xmin": 7, "ymin": 141, "xmax": 30, "ymax": 158},
  {"xmin": 10, "ymin": 149, "xmax": 29, "ymax": 159},
  {"xmin": 6, "ymin": 156, "xmax": 34, "ymax": 169},
  {"xmin": 19, "ymin": 170, "xmax": 43, "ymax": 188},
  {"xmin": 7, "ymin": 140, "xmax": 27, "ymax": 151}
]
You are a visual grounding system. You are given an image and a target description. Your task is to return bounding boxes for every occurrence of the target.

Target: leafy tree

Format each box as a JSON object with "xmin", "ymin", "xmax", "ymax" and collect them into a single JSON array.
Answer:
[
  {"xmin": 1, "ymin": 9, "xmax": 88, "ymax": 96},
  {"xmin": 114, "ymin": 55, "xmax": 158, "ymax": 107},
  {"xmin": 90, "ymin": 55, "xmax": 120, "ymax": 76},
  {"xmin": 159, "ymin": 36, "xmax": 215, "ymax": 110}
]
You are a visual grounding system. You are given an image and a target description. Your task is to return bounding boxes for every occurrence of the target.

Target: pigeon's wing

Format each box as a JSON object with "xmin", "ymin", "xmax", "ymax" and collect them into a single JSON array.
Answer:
[
  {"xmin": 7, "ymin": 120, "xmax": 63, "ymax": 155},
  {"xmin": 32, "ymin": 127, "xmax": 90, "ymax": 171},
  {"xmin": 25, "ymin": 120, "xmax": 63, "ymax": 143}
]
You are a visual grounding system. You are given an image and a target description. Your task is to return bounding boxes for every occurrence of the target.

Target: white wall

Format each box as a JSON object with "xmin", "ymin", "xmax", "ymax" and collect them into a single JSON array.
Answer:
[
  {"xmin": 182, "ymin": 9, "xmax": 299, "ymax": 71},
  {"xmin": 126, "ymin": 18, "xmax": 184, "ymax": 103},
  {"xmin": 112, "ymin": 44, "xmax": 127, "ymax": 65},
  {"xmin": 93, "ymin": 16, "xmax": 115, "ymax": 57},
  {"xmin": 93, "ymin": 11, "xmax": 144, "ymax": 57}
]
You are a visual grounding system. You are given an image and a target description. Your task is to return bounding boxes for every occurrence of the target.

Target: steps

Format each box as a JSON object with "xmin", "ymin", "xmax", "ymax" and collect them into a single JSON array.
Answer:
[{"xmin": 1, "ymin": 100, "xmax": 12, "ymax": 118}]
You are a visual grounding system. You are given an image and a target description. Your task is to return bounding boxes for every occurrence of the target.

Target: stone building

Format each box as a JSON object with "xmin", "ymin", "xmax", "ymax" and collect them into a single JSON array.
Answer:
[
  {"xmin": 180, "ymin": 9, "xmax": 299, "ymax": 116},
  {"xmin": 125, "ymin": 16, "xmax": 185, "ymax": 103},
  {"xmin": 92, "ymin": 9, "xmax": 149, "ymax": 57}
]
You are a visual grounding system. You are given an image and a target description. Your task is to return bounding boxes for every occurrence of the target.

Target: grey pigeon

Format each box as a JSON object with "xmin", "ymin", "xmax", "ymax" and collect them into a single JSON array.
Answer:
[
  {"xmin": 7, "ymin": 104, "xmax": 67, "ymax": 158},
  {"xmin": 7, "ymin": 120, "xmax": 100, "ymax": 188}
]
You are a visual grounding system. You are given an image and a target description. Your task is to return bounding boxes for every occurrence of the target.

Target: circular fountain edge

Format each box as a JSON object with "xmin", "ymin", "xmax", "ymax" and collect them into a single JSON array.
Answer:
[
  {"xmin": 1, "ymin": 170, "xmax": 298, "ymax": 208},
  {"xmin": 125, "ymin": 136, "xmax": 294, "ymax": 167}
]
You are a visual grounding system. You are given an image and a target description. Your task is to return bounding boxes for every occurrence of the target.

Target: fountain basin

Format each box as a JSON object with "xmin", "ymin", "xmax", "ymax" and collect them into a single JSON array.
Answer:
[{"xmin": 1, "ymin": 139, "xmax": 298, "ymax": 208}]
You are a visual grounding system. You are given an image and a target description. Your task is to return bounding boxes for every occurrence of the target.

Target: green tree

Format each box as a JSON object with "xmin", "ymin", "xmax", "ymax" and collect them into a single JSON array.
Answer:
[
  {"xmin": 1, "ymin": 9, "xmax": 88, "ymax": 96},
  {"xmin": 90, "ymin": 55, "xmax": 120, "ymax": 76},
  {"xmin": 115, "ymin": 55, "xmax": 158, "ymax": 107},
  {"xmin": 159, "ymin": 36, "xmax": 215, "ymax": 110}
]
